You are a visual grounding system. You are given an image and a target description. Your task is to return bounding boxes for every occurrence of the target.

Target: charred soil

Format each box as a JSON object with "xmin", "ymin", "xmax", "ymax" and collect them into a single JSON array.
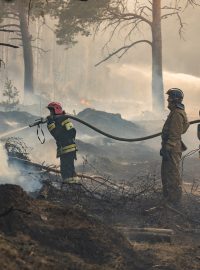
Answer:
[
  {"xmin": 1, "ymin": 183, "xmax": 200, "ymax": 270},
  {"xmin": 0, "ymin": 184, "xmax": 148, "ymax": 270}
]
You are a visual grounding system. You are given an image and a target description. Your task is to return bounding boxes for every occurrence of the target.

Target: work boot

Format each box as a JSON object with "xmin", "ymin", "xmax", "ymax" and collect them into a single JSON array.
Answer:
[{"xmin": 63, "ymin": 176, "xmax": 80, "ymax": 185}]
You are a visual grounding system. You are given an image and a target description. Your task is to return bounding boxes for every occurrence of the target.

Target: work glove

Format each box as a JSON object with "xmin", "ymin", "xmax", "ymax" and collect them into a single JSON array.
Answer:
[
  {"xmin": 46, "ymin": 115, "xmax": 54, "ymax": 123},
  {"xmin": 160, "ymin": 147, "xmax": 171, "ymax": 161}
]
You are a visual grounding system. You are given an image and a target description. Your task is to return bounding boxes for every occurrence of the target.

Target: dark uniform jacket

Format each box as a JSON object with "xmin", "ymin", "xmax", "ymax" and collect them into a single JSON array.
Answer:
[
  {"xmin": 47, "ymin": 114, "xmax": 77, "ymax": 157},
  {"xmin": 162, "ymin": 105, "xmax": 189, "ymax": 152}
]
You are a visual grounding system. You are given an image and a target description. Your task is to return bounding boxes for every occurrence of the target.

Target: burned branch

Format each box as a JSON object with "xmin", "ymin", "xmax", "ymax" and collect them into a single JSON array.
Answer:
[
  {"xmin": 31, "ymin": 45, "xmax": 49, "ymax": 53},
  {"xmin": 95, "ymin": 39, "xmax": 152, "ymax": 67},
  {"xmin": 186, "ymin": 0, "xmax": 200, "ymax": 7},
  {"xmin": 0, "ymin": 24, "xmax": 20, "ymax": 29},
  {"xmin": 0, "ymin": 42, "xmax": 19, "ymax": 48},
  {"xmin": 0, "ymin": 29, "xmax": 18, "ymax": 32}
]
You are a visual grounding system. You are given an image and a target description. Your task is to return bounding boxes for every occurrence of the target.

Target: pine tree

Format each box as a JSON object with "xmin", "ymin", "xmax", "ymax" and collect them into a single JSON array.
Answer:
[{"xmin": 0, "ymin": 78, "xmax": 19, "ymax": 111}]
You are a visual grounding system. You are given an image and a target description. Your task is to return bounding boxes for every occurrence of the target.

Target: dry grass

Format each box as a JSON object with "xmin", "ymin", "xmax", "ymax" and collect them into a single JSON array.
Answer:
[{"xmin": 133, "ymin": 242, "xmax": 200, "ymax": 270}]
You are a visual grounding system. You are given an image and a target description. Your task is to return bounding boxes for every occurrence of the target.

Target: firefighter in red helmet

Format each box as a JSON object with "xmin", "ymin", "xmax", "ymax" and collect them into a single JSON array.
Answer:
[{"xmin": 46, "ymin": 102, "xmax": 78, "ymax": 184}]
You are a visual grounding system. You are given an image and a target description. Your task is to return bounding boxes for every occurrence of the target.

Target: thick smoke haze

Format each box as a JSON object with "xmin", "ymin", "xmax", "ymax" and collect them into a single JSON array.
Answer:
[
  {"xmin": 0, "ymin": 143, "xmax": 15, "ymax": 178},
  {"xmin": 1, "ymin": 5, "xmax": 200, "ymax": 120},
  {"xmin": 0, "ymin": 143, "xmax": 42, "ymax": 192}
]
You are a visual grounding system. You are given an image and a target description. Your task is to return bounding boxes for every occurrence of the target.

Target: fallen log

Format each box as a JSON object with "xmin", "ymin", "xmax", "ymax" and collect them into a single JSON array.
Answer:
[
  {"xmin": 8, "ymin": 156, "xmax": 122, "ymax": 190},
  {"xmin": 116, "ymin": 227, "xmax": 173, "ymax": 243},
  {"xmin": 127, "ymin": 232, "xmax": 172, "ymax": 243},
  {"xmin": 116, "ymin": 227, "xmax": 174, "ymax": 235}
]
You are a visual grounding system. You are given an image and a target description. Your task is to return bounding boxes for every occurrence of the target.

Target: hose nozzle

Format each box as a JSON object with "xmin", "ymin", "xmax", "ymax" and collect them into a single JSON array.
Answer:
[{"xmin": 29, "ymin": 117, "xmax": 47, "ymax": 128}]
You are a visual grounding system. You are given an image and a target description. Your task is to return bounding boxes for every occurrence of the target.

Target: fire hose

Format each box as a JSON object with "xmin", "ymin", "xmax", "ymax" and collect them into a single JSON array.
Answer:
[
  {"xmin": 28, "ymin": 115, "xmax": 200, "ymax": 181},
  {"xmin": 29, "ymin": 115, "xmax": 200, "ymax": 143}
]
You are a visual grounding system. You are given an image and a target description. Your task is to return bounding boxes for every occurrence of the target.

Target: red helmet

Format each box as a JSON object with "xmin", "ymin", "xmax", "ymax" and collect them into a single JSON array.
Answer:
[{"xmin": 47, "ymin": 102, "xmax": 63, "ymax": 115}]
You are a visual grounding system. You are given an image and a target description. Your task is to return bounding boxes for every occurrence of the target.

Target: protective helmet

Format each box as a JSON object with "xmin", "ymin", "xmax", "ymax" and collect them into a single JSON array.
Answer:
[
  {"xmin": 166, "ymin": 88, "xmax": 184, "ymax": 101},
  {"xmin": 47, "ymin": 102, "xmax": 63, "ymax": 115}
]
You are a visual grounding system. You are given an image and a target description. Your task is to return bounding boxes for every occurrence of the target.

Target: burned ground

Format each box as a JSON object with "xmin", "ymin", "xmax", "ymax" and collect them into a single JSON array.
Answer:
[
  {"xmin": 1, "ymin": 180, "xmax": 200, "ymax": 270},
  {"xmin": 0, "ymin": 110, "xmax": 200, "ymax": 269},
  {"xmin": 37, "ymin": 170, "xmax": 200, "ymax": 270},
  {"xmin": 0, "ymin": 167, "xmax": 200, "ymax": 270},
  {"xmin": 0, "ymin": 184, "xmax": 147, "ymax": 270}
]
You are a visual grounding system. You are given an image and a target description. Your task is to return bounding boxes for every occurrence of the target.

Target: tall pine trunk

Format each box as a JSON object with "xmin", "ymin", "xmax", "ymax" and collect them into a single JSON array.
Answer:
[
  {"xmin": 18, "ymin": 0, "xmax": 34, "ymax": 96},
  {"xmin": 151, "ymin": 0, "xmax": 164, "ymax": 113}
]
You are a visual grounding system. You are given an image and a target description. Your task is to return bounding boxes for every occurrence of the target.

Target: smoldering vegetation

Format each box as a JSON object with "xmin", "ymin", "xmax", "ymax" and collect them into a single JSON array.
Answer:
[
  {"xmin": 0, "ymin": 1, "xmax": 200, "ymax": 269},
  {"xmin": 0, "ymin": 108, "xmax": 199, "ymax": 192},
  {"xmin": 0, "ymin": 140, "xmax": 42, "ymax": 192}
]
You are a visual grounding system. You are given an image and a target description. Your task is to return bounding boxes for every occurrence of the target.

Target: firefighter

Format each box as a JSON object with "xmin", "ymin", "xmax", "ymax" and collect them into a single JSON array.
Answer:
[
  {"xmin": 160, "ymin": 88, "xmax": 189, "ymax": 205},
  {"xmin": 46, "ymin": 102, "xmax": 78, "ymax": 184}
]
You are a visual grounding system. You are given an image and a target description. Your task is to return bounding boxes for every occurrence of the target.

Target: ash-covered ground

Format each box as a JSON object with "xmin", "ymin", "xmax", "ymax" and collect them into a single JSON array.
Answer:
[{"xmin": 0, "ymin": 109, "xmax": 200, "ymax": 269}]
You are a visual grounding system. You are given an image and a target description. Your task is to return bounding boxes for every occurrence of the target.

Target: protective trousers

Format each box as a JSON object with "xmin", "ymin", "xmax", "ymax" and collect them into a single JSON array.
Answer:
[
  {"xmin": 161, "ymin": 151, "xmax": 182, "ymax": 203},
  {"xmin": 60, "ymin": 152, "xmax": 76, "ymax": 180}
]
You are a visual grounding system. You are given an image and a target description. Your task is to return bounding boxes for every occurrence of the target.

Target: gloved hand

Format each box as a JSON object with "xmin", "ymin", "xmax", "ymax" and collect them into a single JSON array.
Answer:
[
  {"xmin": 160, "ymin": 148, "xmax": 171, "ymax": 161},
  {"xmin": 47, "ymin": 115, "xmax": 54, "ymax": 123}
]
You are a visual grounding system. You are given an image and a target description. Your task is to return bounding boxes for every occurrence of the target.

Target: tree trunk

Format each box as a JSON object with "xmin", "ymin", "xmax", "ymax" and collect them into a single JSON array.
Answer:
[
  {"xmin": 151, "ymin": 0, "xmax": 164, "ymax": 113},
  {"xmin": 18, "ymin": 0, "xmax": 34, "ymax": 96}
]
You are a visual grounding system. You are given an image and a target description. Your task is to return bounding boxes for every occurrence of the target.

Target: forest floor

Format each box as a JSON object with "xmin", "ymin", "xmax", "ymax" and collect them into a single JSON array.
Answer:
[{"xmin": 0, "ymin": 179, "xmax": 200, "ymax": 270}]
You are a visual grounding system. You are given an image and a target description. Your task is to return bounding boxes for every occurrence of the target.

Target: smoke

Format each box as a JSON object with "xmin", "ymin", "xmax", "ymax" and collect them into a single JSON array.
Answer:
[
  {"xmin": 1, "ymin": 9, "xmax": 199, "ymax": 121},
  {"xmin": 30, "ymin": 138, "xmax": 84, "ymax": 168},
  {"xmin": 0, "ymin": 126, "xmax": 29, "ymax": 139},
  {"xmin": 0, "ymin": 143, "xmax": 42, "ymax": 192},
  {"xmin": 98, "ymin": 64, "xmax": 200, "ymax": 119},
  {"xmin": 30, "ymin": 139, "xmax": 59, "ymax": 166},
  {"xmin": 0, "ymin": 143, "xmax": 15, "ymax": 177},
  {"xmin": 164, "ymin": 71, "xmax": 200, "ymax": 117}
]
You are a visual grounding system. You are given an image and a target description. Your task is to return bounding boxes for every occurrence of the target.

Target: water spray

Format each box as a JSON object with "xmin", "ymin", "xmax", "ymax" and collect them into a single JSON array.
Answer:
[{"xmin": 0, "ymin": 126, "xmax": 29, "ymax": 139}]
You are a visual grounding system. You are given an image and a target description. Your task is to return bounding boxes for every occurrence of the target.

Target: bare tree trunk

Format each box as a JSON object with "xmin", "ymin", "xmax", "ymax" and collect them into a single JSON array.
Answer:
[
  {"xmin": 18, "ymin": 0, "xmax": 34, "ymax": 96},
  {"xmin": 152, "ymin": 0, "xmax": 164, "ymax": 113}
]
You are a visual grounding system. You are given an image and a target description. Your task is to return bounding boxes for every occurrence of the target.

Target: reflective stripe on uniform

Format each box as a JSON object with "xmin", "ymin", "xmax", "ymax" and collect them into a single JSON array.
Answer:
[
  {"xmin": 62, "ymin": 144, "xmax": 77, "ymax": 153},
  {"xmin": 61, "ymin": 119, "xmax": 73, "ymax": 130},
  {"xmin": 62, "ymin": 148, "xmax": 76, "ymax": 154},
  {"xmin": 65, "ymin": 122, "xmax": 73, "ymax": 130},
  {"xmin": 47, "ymin": 123, "xmax": 56, "ymax": 131},
  {"xmin": 61, "ymin": 119, "xmax": 70, "ymax": 126},
  {"xmin": 62, "ymin": 144, "xmax": 76, "ymax": 151},
  {"xmin": 60, "ymin": 144, "xmax": 77, "ymax": 155},
  {"xmin": 63, "ymin": 177, "xmax": 80, "ymax": 184}
]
